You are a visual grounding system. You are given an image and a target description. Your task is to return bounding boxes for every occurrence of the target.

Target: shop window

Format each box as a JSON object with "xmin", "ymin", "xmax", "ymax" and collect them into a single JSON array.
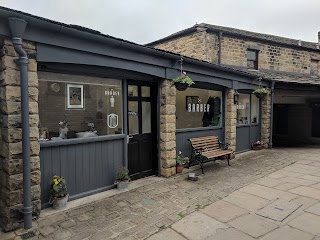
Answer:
[
  {"xmin": 247, "ymin": 49, "xmax": 258, "ymax": 70},
  {"xmin": 176, "ymin": 88, "xmax": 222, "ymax": 129},
  {"xmin": 237, "ymin": 94, "xmax": 250, "ymax": 125},
  {"xmin": 38, "ymin": 72, "xmax": 122, "ymax": 141},
  {"xmin": 251, "ymin": 95, "xmax": 260, "ymax": 124}
]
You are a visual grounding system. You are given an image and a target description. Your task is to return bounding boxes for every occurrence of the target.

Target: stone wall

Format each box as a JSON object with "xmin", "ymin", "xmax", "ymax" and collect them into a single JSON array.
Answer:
[
  {"xmin": 225, "ymin": 89, "xmax": 236, "ymax": 151},
  {"xmin": 261, "ymin": 94, "xmax": 271, "ymax": 148},
  {"xmin": 159, "ymin": 80, "xmax": 176, "ymax": 177},
  {"xmin": 0, "ymin": 38, "xmax": 40, "ymax": 231}
]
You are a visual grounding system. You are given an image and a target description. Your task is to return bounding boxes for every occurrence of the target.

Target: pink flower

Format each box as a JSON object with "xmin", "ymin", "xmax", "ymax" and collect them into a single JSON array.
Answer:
[
  {"xmin": 179, "ymin": 151, "xmax": 182, "ymax": 155},
  {"xmin": 182, "ymin": 71, "xmax": 187, "ymax": 76}
]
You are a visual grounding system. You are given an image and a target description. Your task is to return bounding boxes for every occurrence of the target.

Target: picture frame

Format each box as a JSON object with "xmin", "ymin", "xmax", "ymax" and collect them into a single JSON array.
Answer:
[
  {"xmin": 186, "ymin": 96, "xmax": 199, "ymax": 110},
  {"xmin": 67, "ymin": 84, "xmax": 84, "ymax": 109}
]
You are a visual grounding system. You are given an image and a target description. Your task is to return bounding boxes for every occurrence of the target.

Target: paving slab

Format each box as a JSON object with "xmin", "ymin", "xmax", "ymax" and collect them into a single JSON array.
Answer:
[
  {"xmin": 171, "ymin": 212, "xmax": 228, "ymax": 240},
  {"xmin": 298, "ymin": 175, "xmax": 320, "ymax": 183},
  {"xmin": 311, "ymin": 183, "xmax": 320, "ymax": 190},
  {"xmin": 260, "ymin": 226, "xmax": 314, "ymax": 240},
  {"xmin": 254, "ymin": 177, "xmax": 284, "ymax": 187},
  {"xmin": 275, "ymin": 182, "xmax": 300, "ymax": 191},
  {"xmin": 229, "ymin": 214, "xmax": 278, "ymax": 238},
  {"xmin": 283, "ymin": 166, "xmax": 319, "ymax": 175},
  {"xmin": 146, "ymin": 228, "xmax": 186, "ymax": 240},
  {"xmin": 200, "ymin": 200, "xmax": 248, "ymax": 223},
  {"xmin": 289, "ymin": 186, "xmax": 320, "ymax": 200},
  {"xmin": 256, "ymin": 199, "xmax": 302, "ymax": 222},
  {"xmin": 280, "ymin": 176, "xmax": 317, "ymax": 186},
  {"xmin": 305, "ymin": 203, "xmax": 320, "ymax": 216},
  {"xmin": 239, "ymin": 184, "xmax": 298, "ymax": 201},
  {"xmin": 209, "ymin": 228, "xmax": 255, "ymax": 240},
  {"xmin": 288, "ymin": 213, "xmax": 320, "ymax": 236},
  {"xmin": 223, "ymin": 190, "xmax": 270, "ymax": 211}
]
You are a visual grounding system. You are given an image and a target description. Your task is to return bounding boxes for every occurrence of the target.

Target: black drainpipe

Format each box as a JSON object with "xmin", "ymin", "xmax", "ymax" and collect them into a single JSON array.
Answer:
[
  {"xmin": 269, "ymin": 80, "xmax": 275, "ymax": 148},
  {"xmin": 218, "ymin": 31, "xmax": 223, "ymax": 64},
  {"xmin": 8, "ymin": 17, "xmax": 33, "ymax": 229}
]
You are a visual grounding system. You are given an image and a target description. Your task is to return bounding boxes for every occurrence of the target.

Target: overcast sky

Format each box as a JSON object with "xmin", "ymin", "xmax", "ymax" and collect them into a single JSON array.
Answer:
[{"xmin": 0, "ymin": 0, "xmax": 319, "ymax": 44}]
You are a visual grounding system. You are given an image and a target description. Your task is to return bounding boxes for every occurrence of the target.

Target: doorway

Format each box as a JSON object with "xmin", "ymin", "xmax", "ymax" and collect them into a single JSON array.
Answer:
[{"xmin": 127, "ymin": 81, "xmax": 158, "ymax": 180}]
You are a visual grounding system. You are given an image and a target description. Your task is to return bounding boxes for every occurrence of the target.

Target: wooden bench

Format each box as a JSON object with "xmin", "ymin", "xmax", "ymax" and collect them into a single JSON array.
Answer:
[{"xmin": 188, "ymin": 136, "xmax": 232, "ymax": 174}]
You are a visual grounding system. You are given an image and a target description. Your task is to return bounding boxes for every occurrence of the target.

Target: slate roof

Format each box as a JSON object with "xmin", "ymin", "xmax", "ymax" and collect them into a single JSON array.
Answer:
[{"xmin": 147, "ymin": 23, "xmax": 320, "ymax": 51}]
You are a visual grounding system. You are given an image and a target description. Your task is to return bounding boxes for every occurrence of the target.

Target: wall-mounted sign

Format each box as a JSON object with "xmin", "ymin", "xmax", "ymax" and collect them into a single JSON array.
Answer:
[
  {"xmin": 188, "ymin": 103, "xmax": 210, "ymax": 113},
  {"xmin": 107, "ymin": 113, "xmax": 118, "ymax": 128},
  {"xmin": 128, "ymin": 111, "xmax": 137, "ymax": 116},
  {"xmin": 105, "ymin": 89, "xmax": 120, "ymax": 96}
]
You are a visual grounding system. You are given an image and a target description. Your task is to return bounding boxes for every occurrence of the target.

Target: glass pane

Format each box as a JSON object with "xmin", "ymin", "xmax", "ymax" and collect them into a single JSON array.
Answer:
[
  {"xmin": 142, "ymin": 102, "xmax": 151, "ymax": 133},
  {"xmin": 38, "ymin": 72, "xmax": 123, "ymax": 141},
  {"xmin": 237, "ymin": 94, "xmax": 250, "ymax": 125},
  {"xmin": 128, "ymin": 101, "xmax": 139, "ymax": 135},
  {"xmin": 176, "ymin": 88, "xmax": 222, "ymax": 129},
  {"xmin": 142, "ymin": 86, "xmax": 150, "ymax": 97},
  {"xmin": 251, "ymin": 95, "xmax": 259, "ymax": 124},
  {"xmin": 128, "ymin": 85, "xmax": 138, "ymax": 97},
  {"xmin": 247, "ymin": 50, "xmax": 257, "ymax": 60}
]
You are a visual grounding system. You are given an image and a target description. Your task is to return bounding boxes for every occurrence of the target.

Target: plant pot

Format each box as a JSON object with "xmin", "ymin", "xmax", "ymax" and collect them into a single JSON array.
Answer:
[
  {"xmin": 116, "ymin": 180, "xmax": 129, "ymax": 190},
  {"xmin": 52, "ymin": 194, "xmax": 69, "ymax": 210},
  {"xmin": 254, "ymin": 92, "xmax": 267, "ymax": 98},
  {"xmin": 174, "ymin": 82, "xmax": 188, "ymax": 91},
  {"xmin": 252, "ymin": 145, "xmax": 264, "ymax": 150},
  {"xmin": 176, "ymin": 164, "xmax": 184, "ymax": 173}
]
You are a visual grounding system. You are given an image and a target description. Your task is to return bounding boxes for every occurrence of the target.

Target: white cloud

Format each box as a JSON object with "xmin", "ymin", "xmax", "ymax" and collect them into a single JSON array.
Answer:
[{"xmin": 0, "ymin": 0, "xmax": 319, "ymax": 44}]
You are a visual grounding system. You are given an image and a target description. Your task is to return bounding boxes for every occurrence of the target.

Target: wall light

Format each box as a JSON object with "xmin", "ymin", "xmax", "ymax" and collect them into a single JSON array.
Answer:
[{"xmin": 234, "ymin": 89, "xmax": 240, "ymax": 104}]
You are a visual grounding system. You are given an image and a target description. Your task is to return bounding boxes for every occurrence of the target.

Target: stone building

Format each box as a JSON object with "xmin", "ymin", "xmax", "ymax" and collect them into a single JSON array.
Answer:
[
  {"xmin": 0, "ymin": 7, "xmax": 270, "ymax": 231},
  {"xmin": 147, "ymin": 23, "xmax": 320, "ymax": 148}
]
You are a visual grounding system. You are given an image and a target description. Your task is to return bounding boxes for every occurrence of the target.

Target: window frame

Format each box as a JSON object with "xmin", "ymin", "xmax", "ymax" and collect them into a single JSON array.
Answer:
[
  {"xmin": 236, "ymin": 93, "xmax": 260, "ymax": 126},
  {"xmin": 247, "ymin": 49, "xmax": 259, "ymax": 70}
]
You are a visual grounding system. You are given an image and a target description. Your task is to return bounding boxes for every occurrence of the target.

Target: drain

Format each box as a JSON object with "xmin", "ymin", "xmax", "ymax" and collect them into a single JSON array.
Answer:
[{"xmin": 21, "ymin": 231, "xmax": 35, "ymax": 239}]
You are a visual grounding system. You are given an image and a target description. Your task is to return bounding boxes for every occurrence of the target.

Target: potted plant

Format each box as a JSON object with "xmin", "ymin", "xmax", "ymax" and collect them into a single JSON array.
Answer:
[
  {"xmin": 251, "ymin": 140, "xmax": 264, "ymax": 150},
  {"xmin": 176, "ymin": 151, "xmax": 189, "ymax": 173},
  {"xmin": 115, "ymin": 166, "xmax": 130, "ymax": 190},
  {"xmin": 252, "ymin": 88, "xmax": 269, "ymax": 98},
  {"xmin": 49, "ymin": 175, "xmax": 68, "ymax": 210},
  {"xmin": 173, "ymin": 71, "xmax": 194, "ymax": 91}
]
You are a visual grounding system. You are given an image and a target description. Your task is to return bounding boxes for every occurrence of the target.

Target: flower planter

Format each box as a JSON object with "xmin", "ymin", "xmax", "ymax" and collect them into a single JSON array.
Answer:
[
  {"xmin": 174, "ymin": 82, "xmax": 188, "ymax": 91},
  {"xmin": 252, "ymin": 145, "xmax": 264, "ymax": 150},
  {"xmin": 176, "ymin": 164, "xmax": 184, "ymax": 173},
  {"xmin": 253, "ymin": 92, "xmax": 268, "ymax": 99},
  {"xmin": 51, "ymin": 194, "xmax": 69, "ymax": 210},
  {"xmin": 116, "ymin": 180, "xmax": 129, "ymax": 190}
]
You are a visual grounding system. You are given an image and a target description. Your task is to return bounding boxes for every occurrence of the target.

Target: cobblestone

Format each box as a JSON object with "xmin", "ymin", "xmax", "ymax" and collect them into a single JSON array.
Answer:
[{"xmin": 2, "ymin": 147, "xmax": 319, "ymax": 239}]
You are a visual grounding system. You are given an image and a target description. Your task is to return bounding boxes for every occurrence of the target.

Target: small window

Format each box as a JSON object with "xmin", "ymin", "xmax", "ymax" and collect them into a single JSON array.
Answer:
[
  {"xmin": 311, "ymin": 60, "xmax": 319, "ymax": 76},
  {"xmin": 247, "ymin": 49, "xmax": 258, "ymax": 70}
]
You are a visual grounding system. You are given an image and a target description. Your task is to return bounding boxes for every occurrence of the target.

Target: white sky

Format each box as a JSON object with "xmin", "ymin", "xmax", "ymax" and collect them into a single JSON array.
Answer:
[{"xmin": 0, "ymin": 0, "xmax": 319, "ymax": 44}]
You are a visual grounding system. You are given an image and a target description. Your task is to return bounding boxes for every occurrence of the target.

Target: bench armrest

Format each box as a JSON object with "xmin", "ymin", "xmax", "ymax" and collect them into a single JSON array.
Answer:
[{"xmin": 219, "ymin": 141, "xmax": 229, "ymax": 150}]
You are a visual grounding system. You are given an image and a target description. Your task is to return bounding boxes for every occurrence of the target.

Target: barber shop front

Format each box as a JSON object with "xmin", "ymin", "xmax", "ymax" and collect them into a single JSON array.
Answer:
[{"xmin": 0, "ymin": 7, "xmax": 270, "ymax": 231}]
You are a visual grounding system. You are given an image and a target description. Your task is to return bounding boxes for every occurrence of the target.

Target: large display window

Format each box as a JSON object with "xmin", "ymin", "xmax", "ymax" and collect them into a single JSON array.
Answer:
[
  {"xmin": 237, "ymin": 94, "xmax": 259, "ymax": 125},
  {"xmin": 38, "ymin": 72, "xmax": 122, "ymax": 140},
  {"xmin": 176, "ymin": 88, "xmax": 222, "ymax": 129}
]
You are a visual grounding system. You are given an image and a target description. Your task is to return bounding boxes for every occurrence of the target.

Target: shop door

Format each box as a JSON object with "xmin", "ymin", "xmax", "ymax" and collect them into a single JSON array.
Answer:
[{"xmin": 127, "ymin": 82, "xmax": 158, "ymax": 180}]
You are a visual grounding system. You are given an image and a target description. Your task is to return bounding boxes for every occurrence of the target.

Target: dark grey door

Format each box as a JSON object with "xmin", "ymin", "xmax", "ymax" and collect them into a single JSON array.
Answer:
[{"xmin": 127, "ymin": 82, "xmax": 158, "ymax": 180}]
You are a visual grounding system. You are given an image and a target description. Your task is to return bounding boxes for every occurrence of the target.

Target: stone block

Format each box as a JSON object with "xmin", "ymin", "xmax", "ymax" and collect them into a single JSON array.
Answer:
[
  {"xmin": 160, "ymin": 141, "xmax": 176, "ymax": 151},
  {"xmin": 1, "ymin": 188, "xmax": 21, "ymax": 206},
  {"xmin": 160, "ymin": 167, "xmax": 175, "ymax": 177},
  {"xmin": 160, "ymin": 115, "xmax": 175, "ymax": 124},
  {"xmin": 160, "ymin": 105, "xmax": 175, "ymax": 115},
  {"xmin": 1, "ymin": 126, "xmax": 39, "ymax": 142},
  {"xmin": 30, "ymin": 141, "xmax": 40, "ymax": 156},
  {"xmin": 28, "ymin": 59, "xmax": 37, "ymax": 72},
  {"xmin": 229, "ymin": 214, "xmax": 278, "ymax": 238},
  {"xmin": 0, "ymin": 69, "xmax": 38, "ymax": 87},
  {"xmin": 2, "ymin": 156, "xmax": 40, "ymax": 175},
  {"xmin": 1, "ymin": 114, "xmax": 39, "ymax": 127},
  {"xmin": 0, "ymin": 55, "xmax": 19, "ymax": 71},
  {"xmin": 160, "ymin": 123, "xmax": 175, "ymax": 133},
  {"xmin": 161, "ymin": 158, "xmax": 176, "ymax": 168},
  {"xmin": 160, "ymin": 132, "xmax": 175, "ymax": 142}
]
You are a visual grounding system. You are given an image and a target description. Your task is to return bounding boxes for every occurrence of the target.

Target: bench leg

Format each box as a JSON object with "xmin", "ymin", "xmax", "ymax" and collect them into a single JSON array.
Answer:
[{"xmin": 227, "ymin": 154, "xmax": 230, "ymax": 166}]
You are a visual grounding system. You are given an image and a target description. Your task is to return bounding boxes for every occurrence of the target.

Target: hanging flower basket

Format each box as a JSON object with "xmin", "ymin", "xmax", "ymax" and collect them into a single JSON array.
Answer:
[
  {"xmin": 252, "ymin": 88, "xmax": 269, "ymax": 98},
  {"xmin": 173, "ymin": 71, "xmax": 194, "ymax": 91}
]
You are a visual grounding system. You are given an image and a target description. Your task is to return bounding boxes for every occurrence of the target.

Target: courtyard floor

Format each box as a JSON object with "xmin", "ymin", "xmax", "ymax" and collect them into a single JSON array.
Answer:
[{"xmin": 2, "ymin": 147, "xmax": 320, "ymax": 240}]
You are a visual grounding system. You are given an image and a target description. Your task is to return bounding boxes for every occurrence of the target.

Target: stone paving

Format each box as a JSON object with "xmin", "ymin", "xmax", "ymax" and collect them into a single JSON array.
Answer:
[{"xmin": 1, "ymin": 147, "xmax": 320, "ymax": 240}]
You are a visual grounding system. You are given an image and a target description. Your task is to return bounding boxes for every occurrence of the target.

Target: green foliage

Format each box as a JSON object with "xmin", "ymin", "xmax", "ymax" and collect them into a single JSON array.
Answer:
[
  {"xmin": 173, "ymin": 72, "xmax": 194, "ymax": 86},
  {"xmin": 252, "ymin": 87, "xmax": 269, "ymax": 96},
  {"xmin": 50, "ymin": 175, "xmax": 67, "ymax": 199},
  {"xmin": 115, "ymin": 166, "xmax": 129, "ymax": 182},
  {"xmin": 176, "ymin": 151, "xmax": 189, "ymax": 165}
]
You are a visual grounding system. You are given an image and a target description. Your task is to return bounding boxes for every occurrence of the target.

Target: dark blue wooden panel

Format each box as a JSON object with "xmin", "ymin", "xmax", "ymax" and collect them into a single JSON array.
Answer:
[
  {"xmin": 236, "ymin": 126, "xmax": 251, "ymax": 152},
  {"xmin": 40, "ymin": 137, "xmax": 125, "ymax": 208},
  {"xmin": 250, "ymin": 125, "xmax": 261, "ymax": 144},
  {"xmin": 176, "ymin": 128, "xmax": 223, "ymax": 159}
]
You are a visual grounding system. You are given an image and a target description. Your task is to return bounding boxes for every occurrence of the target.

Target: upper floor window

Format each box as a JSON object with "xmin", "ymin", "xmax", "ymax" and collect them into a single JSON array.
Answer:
[
  {"xmin": 247, "ymin": 49, "xmax": 258, "ymax": 70},
  {"xmin": 311, "ymin": 59, "xmax": 319, "ymax": 76}
]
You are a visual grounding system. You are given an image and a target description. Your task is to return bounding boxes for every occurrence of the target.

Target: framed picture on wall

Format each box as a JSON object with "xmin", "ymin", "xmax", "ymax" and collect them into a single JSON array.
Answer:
[{"xmin": 67, "ymin": 84, "xmax": 84, "ymax": 109}]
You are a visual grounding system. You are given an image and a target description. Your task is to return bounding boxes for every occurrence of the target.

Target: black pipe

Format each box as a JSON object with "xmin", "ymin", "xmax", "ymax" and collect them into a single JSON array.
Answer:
[
  {"xmin": 8, "ymin": 17, "xmax": 33, "ymax": 229},
  {"xmin": 122, "ymin": 79, "xmax": 128, "ymax": 168},
  {"xmin": 269, "ymin": 80, "xmax": 275, "ymax": 148}
]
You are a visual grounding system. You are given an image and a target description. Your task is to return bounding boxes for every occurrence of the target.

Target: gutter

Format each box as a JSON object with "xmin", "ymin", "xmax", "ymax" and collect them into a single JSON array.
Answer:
[
  {"xmin": 269, "ymin": 80, "xmax": 275, "ymax": 148},
  {"xmin": 8, "ymin": 17, "xmax": 33, "ymax": 229}
]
